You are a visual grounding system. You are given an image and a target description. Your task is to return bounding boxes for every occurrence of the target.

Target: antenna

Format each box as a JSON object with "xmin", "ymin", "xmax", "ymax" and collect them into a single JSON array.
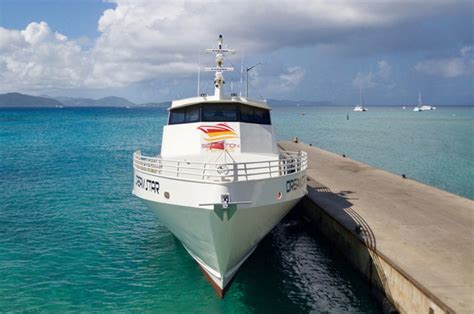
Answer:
[
  {"xmin": 204, "ymin": 35, "xmax": 236, "ymax": 99},
  {"xmin": 240, "ymin": 54, "xmax": 244, "ymax": 97},
  {"xmin": 246, "ymin": 62, "xmax": 261, "ymax": 97},
  {"xmin": 197, "ymin": 50, "xmax": 201, "ymax": 96}
]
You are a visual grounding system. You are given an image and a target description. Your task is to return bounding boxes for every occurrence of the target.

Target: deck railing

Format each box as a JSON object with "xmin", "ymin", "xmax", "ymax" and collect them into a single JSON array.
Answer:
[{"xmin": 133, "ymin": 150, "xmax": 307, "ymax": 182}]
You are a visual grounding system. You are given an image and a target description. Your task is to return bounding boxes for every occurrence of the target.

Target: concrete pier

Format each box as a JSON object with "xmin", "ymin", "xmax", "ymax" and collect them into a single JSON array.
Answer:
[{"xmin": 279, "ymin": 141, "xmax": 473, "ymax": 314}]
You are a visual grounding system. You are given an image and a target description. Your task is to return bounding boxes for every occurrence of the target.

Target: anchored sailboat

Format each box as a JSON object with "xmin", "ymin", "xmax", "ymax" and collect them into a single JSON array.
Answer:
[
  {"xmin": 413, "ymin": 92, "xmax": 436, "ymax": 111},
  {"xmin": 353, "ymin": 87, "xmax": 367, "ymax": 112}
]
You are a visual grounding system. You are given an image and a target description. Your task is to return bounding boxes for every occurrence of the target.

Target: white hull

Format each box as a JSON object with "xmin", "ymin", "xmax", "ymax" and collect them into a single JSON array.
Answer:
[
  {"xmin": 414, "ymin": 92, "xmax": 435, "ymax": 111},
  {"xmin": 414, "ymin": 105, "xmax": 435, "ymax": 111},
  {"xmin": 353, "ymin": 105, "xmax": 367, "ymax": 112},
  {"xmin": 133, "ymin": 168, "xmax": 306, "ymax": 294},
  {"xmin": 132, "ymin": 35, "xmax": 308, "ymax": 297},
  {"xmin": 142, "ymin": 197, "xmax": 299, "ymax": 290}
]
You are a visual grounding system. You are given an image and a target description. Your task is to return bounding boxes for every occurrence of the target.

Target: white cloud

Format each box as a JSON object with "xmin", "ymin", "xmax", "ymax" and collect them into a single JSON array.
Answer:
[
  {"xmin": 247, "ymin": 66, "xmax": 306, "ymax": 97},
  {"xmin": 0, "ymin": 22, "xmax": 88, "ymax": 92},
  {"xmin": 460, "ymin": 45, "xmax": 473, "ymax": 57},
  {"xmin": 415, "ymin": 46, "xmax": 474, "ymax": 78},
  {"xmin": 279, "ymin": 66, "xmax": 306, "ymax": 89},
  {"xmin": 0, "ymin": 0, "xmax": 470, "ymax": 96},
  {"xmin": 21, "ymin": 21, "xmax": 52, "ymax": 45},
  {"xmin": 353, "ymin": 60, "xmax": 392, "ymax": 89}
]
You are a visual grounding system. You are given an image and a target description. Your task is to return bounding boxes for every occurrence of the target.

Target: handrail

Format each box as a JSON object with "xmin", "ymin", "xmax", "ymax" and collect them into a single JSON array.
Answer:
[{"xmin": 133, "ymin": 150, "xmax": 307, "ymax": 183}]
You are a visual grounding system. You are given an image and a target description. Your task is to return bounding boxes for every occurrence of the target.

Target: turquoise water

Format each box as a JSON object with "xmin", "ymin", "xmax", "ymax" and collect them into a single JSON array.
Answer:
[
  {"xmin": 273, "ymin": 106, "xmax": 474, "ymax": 199},
  {"xmin": 1, "ymin": 106, "xmax": 472, "ymax": 312}
]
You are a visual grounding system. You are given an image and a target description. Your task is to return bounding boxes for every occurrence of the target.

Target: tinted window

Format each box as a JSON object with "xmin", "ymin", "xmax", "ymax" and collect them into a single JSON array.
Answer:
[
  {"xmin": 185, "ymin": 106, "xmax": 199, "ymax": 122},
  {"xmin": 169, "ymin": 107, "xmax": 185, "ymax": 124},
  {"xmin": 202, "ymin": 104, "xmax": 238, "ymax": 122},
  {"xmin": 240, "ymin": 105, "xmax": 254, "ymax": 123},
  {"xmin": 168, "ymin": 103, "xmax": 270, "ymax": 125},
  {"xmin": 240, "ymin": 104, "xmax": 271, "ymax": 125},
  {"xmin": 254, "ymin": 107, "xmax": 271, "ymax": 124},
  {"xmin": 169, "ymin": 105, "xmax": 200, "ymax": 124}
]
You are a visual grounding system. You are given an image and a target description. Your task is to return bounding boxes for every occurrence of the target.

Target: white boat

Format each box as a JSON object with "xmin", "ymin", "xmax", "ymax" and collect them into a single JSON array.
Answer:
[
  {"xmin": 353, "ymin": 105, "xmax": 367, "ymax": 112},
  {"xmin": 353, "ymin": 87, "xmax": 367, "ymax": 112},
  {"xmin": 413, "ymin": 92, "xmax": 436, "ymax": 111},
  {"xmin": 132, "ymin": 35, "xmax": 307, "ymax": 297}
]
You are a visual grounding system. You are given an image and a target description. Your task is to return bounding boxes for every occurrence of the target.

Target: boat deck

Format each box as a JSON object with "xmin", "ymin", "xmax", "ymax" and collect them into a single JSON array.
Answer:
[
  {"xmin": 279, "ymin": 141, "xmax": 473, "ymax": 313},
  {"xmin": 134, "ymin": 150, "xmax": 307, "ymax": 182}
]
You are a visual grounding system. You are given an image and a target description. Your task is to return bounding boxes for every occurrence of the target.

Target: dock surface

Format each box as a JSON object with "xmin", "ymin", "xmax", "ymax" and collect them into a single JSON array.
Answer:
[{"xmin": 279, "ymin": 141, "xmax": 473, "ymax": 313}]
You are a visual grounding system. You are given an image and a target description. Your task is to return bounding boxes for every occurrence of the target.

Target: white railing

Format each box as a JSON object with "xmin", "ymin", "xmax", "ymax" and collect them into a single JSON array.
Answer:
[{"xmin": 133, "ymin": 150, "xmax": 307, "ymax": 183}]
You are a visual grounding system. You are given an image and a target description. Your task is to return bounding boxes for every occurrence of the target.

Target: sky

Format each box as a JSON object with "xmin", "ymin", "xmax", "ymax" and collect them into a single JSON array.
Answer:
[{"xmin": 0, "ymin": 0, "xmax": 473, "ymax": 105}]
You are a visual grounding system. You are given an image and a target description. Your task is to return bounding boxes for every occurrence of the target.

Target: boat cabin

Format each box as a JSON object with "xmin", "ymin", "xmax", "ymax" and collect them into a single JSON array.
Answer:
[
  {"xmin": 161, "ymin": 35, "xmax": 278, "ymax": 159},
  {"xmin": 161, "ymin": 96, "xmax": 278, "ymax": 158}
]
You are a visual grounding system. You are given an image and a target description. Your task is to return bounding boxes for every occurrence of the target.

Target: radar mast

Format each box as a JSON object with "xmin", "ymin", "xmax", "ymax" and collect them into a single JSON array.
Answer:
[{"xmin": 205, "ymin": 35, "xmax": 236, "ymax": 99}]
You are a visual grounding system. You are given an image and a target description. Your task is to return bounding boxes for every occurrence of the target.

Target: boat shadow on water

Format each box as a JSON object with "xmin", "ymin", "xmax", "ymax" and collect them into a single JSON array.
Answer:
[
  {"xmin": 219, "ymin": 185, "xmax": 389, "ymax": 313},
  {"xmin": 293, "ymin": 180, "xmax": 396, "ymax": 313}
]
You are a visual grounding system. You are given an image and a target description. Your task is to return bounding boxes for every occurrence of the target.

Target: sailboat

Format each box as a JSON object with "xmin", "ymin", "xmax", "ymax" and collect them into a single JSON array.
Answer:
[
  {"xmin": 413, "ymin": 92, "xmax": 436, "ymax": 111},
  {"xmin": 353, "ymin": 87, "xmax": 367, "ymax": 112},
  {"xmin": 132, "ymin": 35, "xmax": 307, "ymax": 297}
]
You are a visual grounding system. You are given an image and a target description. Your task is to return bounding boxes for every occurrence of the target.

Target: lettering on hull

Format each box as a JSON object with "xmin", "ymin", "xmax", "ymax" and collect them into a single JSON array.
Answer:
[
  {"xmin": 135, "ymin": 175, "xmax": 160, "ymax": 194},
  {"xmin": 286, "ymin": 175, "xmax": 306, "ymax": 193}
]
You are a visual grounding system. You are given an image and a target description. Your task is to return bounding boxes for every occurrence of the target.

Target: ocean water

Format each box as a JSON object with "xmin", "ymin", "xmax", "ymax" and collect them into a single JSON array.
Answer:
[
  {"xmin": 273, "ymin": 106, "xmax": 473, "ymax": 200},
  {"xmin": 0, "ymin": 106, "xmax": 472, "ymax": 312}
]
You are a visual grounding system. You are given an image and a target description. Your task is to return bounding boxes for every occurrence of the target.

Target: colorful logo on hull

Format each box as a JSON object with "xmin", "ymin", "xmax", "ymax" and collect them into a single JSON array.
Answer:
[
  {"xmin": 197, "ymin": 123, "xmax": 239, "ymax": 150},
  {"xmin": 197, "ymin": 123, "xmax": 238, "ymax": 142}
]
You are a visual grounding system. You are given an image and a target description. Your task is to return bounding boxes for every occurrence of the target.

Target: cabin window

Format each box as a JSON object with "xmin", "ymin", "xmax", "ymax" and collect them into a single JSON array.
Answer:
[
  {"xmin": 169, "ymin": 107, "xmax": 186, "ymax": 124},
  {"xmin": 185, "ymin": 106, "xmax": 200, "ymax": 122},
  {"xmin": 240, "ymin": 105, "xmax": 271, "ymax": 125},
  {"xmin": 202, "ymin": 104, "xmax": 238, "ymax": 122},
  {"xmin": 169, "ymin": 105, "xmax": 200, "ymax": 124},
  {"xmin": 240, "ymin": 105, "xmax": 254, "ymax": 122},
  {"xmin": 168, "ymin": 103, "xmax": 271, "ymax": 125}
]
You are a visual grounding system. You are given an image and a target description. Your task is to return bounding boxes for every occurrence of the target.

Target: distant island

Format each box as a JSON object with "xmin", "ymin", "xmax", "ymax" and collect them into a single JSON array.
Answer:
[
  {"xmin": 0, "ymin": 92, "xmax": 332, "ymax": 108},
  {"xmin": 54, "ymin": 96, "xmax": 135, "ymax": 107},
  {"xmin": 0, "ymin": 93, "xmax": 64, "ymax": 108},
  {"xmin": 0, "ymin": 93, "xmax": 171, "ymax": 108}
]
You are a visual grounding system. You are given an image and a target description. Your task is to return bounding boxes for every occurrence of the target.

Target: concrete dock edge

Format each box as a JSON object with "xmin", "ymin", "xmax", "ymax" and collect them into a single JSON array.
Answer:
[
  {"xmin": 300, "ymin": 196, "xmax": 454, "ymax": 314},
  {"xmin": 279, "ymin": 141, "xmax": 473, "ymax": 314}
]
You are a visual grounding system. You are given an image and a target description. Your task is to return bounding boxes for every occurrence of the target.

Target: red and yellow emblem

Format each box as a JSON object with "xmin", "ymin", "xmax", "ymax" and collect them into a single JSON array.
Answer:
[{"xmin": 197, "ymin": 123, "xmax": 238, "ymax": 142}]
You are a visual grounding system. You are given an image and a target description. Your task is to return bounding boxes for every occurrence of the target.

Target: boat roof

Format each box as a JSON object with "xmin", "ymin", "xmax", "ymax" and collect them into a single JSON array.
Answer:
[{"xmin": 169, "ymin": 95, "xmax": 271, "ymax": 110}]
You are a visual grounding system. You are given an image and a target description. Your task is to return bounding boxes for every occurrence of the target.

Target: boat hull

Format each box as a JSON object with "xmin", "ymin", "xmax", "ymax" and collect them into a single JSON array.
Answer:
[{"xmin": 133, "ymin": 169, "xmax": 306, "ymax": 295}]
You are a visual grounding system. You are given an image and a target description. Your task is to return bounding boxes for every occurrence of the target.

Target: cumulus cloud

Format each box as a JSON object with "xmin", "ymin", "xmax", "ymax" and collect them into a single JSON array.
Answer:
[
  {"xmin": 94, "ymin": 0, "xmax": 468, "ymax": 56},
  {"xmin": 0, "ymin": 22, "xmax": 89, "ymax": 92},
  {"xmin": 415, "ymin": 46, "xmax": 474, "ymax": 78},
  {"xmin": 245, "ymin": 66, "xmax": 306, "ymax": 97},
  {"xmin": 278, "ymin": 66, "xmax": 306, "ymax": 89},
  {"xmin": 353, "ymin": 60, "xmax": 392, "ymax": 89},
  {"xmin": 0, "ymin": 0, "xmax": 471, "ymax": 96}
]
